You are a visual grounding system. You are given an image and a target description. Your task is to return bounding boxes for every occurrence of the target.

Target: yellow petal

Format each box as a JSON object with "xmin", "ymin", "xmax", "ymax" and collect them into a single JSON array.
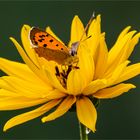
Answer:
[
  {"xmin": 77, "ymin": 44, "xmax": 95, "ymax": 83},
  {"xmin": 3, "ymin": 99, "xmax": 61, "ymax": 131},
  {"xmin": 0, "ymin": 79, "xmax": 16, "ymax": 92},
  {"xmin": 83, "ymin": 79, "xmax": 107, "ymax": 95},
  {"xmin": 125, "ymin": 33, "xmax": 140, "ymax": 59},
  {"xmin": 46, "ymin": 89, "xmax": 67, "ymax": 100},
  {"xmin": 106, "ymin": 31, "xmax": 136, "ymax": 73},
  {"xmin": 94, "ymin": 35, "xmax": 108, "ymax": 79},
  {"xmin": 46, "ymin": 26, "xmax": 64, "ymax": 45},
  {"xmin": 67, "ymin": 44, "xmax": 94, "ymax": 95},
  {"xmin": 10, "ymin": 37, "xmax": 50, "ymax": 84},
  {"xmin": 67, "ymin": 69, "xmax": 84, "ymax": 95},
  {"xmin": 114, "ymin": 63, "xmax": 140, "ymax": 84},
  {"xmin": 21, "ymin": 25, "xmax": 40, "ymax": 68},
  {"xmin": 88, "ymin": 14, "xmax": 101, "ymax": 37},
  {"xmin": 0, "ymin": 89, "xmax": 20, "ymax": 97},
  {"xmin": 108, "ymin": 29, "xmax": 134, "ymax": 63},
  {"xmin": 0, "ymin": 94, "xmax": 49, "ymax": 110},
  {"xmin": 76, "ymin": 96, "xmax": 97, "ymax": 132},
  {"xmin": 106, "ymin": 61, "xmax": 130, "ymax": 86},
  {"xmin": 87, "ymin": 15, "xmax": 101, "ymax": 58},
  {"xmin": 2, "ymin": 76, "xmax": 52, "ymax": 98},
  {"xmin": 70, "ymin": 15, "xmax": 85, "ymax": 44},
  {"xmin": 116, "ymin": 26, "xmax": 131, "ymax": 42},
  {"xmin": 111, "ymin": 32, "xmax": 140, "ymax": 67},
  {"xmin": 0, "ymin": 58, "xmax": 45, "ymax": 85},
  {"xmin": 93, "ymin": 83, "xmax": 135, "ymax": 99},
  {"xmin": 42, "ymin": 96, "xmax": 76, "ymax": 122},
  {"xmin": 44, "ymin": 68, "xmax": 67, "ymax": 93}
]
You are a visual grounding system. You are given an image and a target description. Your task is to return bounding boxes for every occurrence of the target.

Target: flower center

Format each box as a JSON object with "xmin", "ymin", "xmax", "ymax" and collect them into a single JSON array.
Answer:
[{"xmin": 55, "ymin": 65, "xmax": 79, "ymax": 88}]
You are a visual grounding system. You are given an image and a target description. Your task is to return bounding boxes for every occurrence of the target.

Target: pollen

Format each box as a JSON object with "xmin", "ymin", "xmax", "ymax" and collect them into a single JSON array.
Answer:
[{"xmin": 55, "ymin": 65, "xmax": 72, "ymax": 88}]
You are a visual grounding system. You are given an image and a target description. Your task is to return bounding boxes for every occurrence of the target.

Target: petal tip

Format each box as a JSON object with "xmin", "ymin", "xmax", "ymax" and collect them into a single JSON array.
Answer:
[
  {"xmin": 3, "ymin": 125, "xmax": 8, "ymax": 132},
  {"xmin": 74, "ymin": 15, "xmax": 79, "ymax": 18},
  {"xmin": 9, "ymin": 37, "xmax": 16, "ymax": 44},
  {"xmin": 9, "ymin": 37, "xmax": 14, "ymax": 40},
  {"xmin": 22, "ymin": 24, "xmax": 31, "ymax": 29},
  {"xmin": 21, "ymin": 25, "xmax": 31, "ymax": 35},
  {"xmin": 127, "ymin": 25, "xmax": 131, "ymax": 30},
  {"xmin": 41, "ymin": 118, "xmax": 46, "ymax": 123},
  {"xmin": 46, "ymin": 26, "xmax": 51, "ymax": 30},
  {"xmin": 97, "ymin": 14, "xmax": 101, "ymax": 21},
  {"xmin": 131, "ymin": 85, "xmax": 136, "ymax": 88},
  {"xmin": 73, "ymin": 15, "xmax": 81, "ymax": 21}
]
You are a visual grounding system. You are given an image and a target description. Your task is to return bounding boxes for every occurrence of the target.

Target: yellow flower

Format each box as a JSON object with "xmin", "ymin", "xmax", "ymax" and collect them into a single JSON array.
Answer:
[{"xmin": 0, "ymin": 15, "xmax": 140, "ymax": 133}]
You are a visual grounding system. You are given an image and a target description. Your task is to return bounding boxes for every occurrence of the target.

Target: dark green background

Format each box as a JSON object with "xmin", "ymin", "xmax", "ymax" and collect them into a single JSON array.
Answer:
[{"xmin": 0, "ymin": 1, "xmax": 140, "ymax": 139}]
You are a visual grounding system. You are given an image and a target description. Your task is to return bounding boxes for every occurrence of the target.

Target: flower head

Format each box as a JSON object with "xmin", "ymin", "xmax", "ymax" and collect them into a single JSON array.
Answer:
[{"xmin": 0, "ymin": 15, "xmax": 140, "ymax": 132}]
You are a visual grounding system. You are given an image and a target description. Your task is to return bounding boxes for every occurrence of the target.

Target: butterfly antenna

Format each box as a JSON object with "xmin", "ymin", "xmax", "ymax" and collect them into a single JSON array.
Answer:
[
  {"xmin": 70, "ymin": 12, "xmax": 95, "ymax": 56},
  {"xmin": 79, "ymin": 11, "xmax": 95, "ymax": 42}
]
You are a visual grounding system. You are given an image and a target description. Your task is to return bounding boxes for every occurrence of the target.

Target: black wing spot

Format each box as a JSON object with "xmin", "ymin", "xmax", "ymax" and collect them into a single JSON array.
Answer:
[
  {"xmin": 34, "ymin": 41, "xmax": 38, "ymax": 45},
  {"xmin": 43, "ymin": 44, "xmax": 47, "ymax": 48},
  {"xmin": 38, "ymin": 39, "xmax": 43, "ymax": 42},
  {"xmin": 49, "ymin": 39, "xmax": 53, "ymax": 42},
  {"xmin": 46, "ymin": 34, "xmax": 49, "ymax": 37},
  {"xmin": 56, "ymin": 44, "xmax": 59, "ymax": 47},
  {"xmin": 61, "ymin": 48, "xmax": 63, "ymax": 50}
]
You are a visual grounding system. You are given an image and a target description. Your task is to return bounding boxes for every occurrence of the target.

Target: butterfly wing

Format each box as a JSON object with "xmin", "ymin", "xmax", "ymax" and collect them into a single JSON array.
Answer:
[
  {"xmin": 29, "ymin": 27, "xmax": 71, "ymax": 64},
  {"xmin": 34, "ymin": 47, "xmax": 71, "ymax": 64}
]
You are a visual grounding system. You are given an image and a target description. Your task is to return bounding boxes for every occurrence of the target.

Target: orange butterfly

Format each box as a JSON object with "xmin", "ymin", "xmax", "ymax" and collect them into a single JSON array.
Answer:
[
  {"xmin": 29, "ymin": 27, "xmax": 79, "ymax": 66},
  {"xmin": 29, "ymin": 13, "xmax": 94, "ymax": 66}
]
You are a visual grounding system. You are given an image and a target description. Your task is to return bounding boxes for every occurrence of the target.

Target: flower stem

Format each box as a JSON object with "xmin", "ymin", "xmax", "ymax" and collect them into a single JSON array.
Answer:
[{"xmin": 79, "ymin": 122, "xmax": 88, "ymax": 140}]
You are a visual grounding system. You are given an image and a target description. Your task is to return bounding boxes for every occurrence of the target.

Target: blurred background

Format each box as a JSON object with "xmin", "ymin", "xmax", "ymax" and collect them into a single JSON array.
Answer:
[{"xmin": 0, "ymin": 1, "xmax": 140, "ymax": 139}]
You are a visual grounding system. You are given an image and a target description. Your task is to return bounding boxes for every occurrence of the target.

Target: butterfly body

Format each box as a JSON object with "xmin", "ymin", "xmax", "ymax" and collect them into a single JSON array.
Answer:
[{"xmin": 29, "ymin": 27, "xmax": 78, "ymax": 65}]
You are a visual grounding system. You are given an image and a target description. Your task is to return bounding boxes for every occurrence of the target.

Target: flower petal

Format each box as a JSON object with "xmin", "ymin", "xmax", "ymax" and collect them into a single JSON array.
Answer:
[
  {"xmin": 76, "ymin": 96, "xmax": 97, "ymax": 132},
  {"xmin": 106, "ymin": 31, "xmax": 136, "ymax": 74},
  {"xmin": 67, "ymin": 69, "xmax": 84, "ymax": 95},
  {"xmin": 125, "ymin": 33, "xmax": 140, "ymax": 59},
  {"xmin": 1, "ymin": 76, "xmax": 52, "ymax": 98},
  {"xmin": 67, "ymin": 44, "xmax": 94, "ymax": 95},
  {"xmin": 0, "ymin": 89, "xmax": 20, "ymax": 97},
  {"xmin": 44, "ymin": 68, "xmax": 67, "ymax": 93},
  {"xmin": 45, "ymin": 89, "xmax": 67, "ymax": 100},
  {"xmin": 88, "ymin": 15, "xmax": 101, "ymax": 37},
  {"xmin": 0, "ymin": 79, "xmax": 16, "ymax": 92},
  {"xmin": 77, "ymin": 44, "xmax": 95, "ymax": 83},
  {"xmin": 21, "ymin": 25, "xmax": 40, "ymax": 68},
  {"xmin": 3, "ymin": 99, "xmax": 61, "ymax": 131},
  {"xmin": 93, "ymin": 83, "xmax": 135, "ymax": 99},
  {"xmin": 0, "ymin": 58, "xmax": 45, "ymax": 85},
  {"xmin": 83, "ymin": 79, "xmax": 107, "ymax": 95},
  {"xmin": 0, "ymin": 93, "xmax": 49, "ymax": 110},
  {"xmin": 116, "ymin": 26, "xmax": 131, "ymax": 41},
  {"xmin": 105, "ymin": 60, "xmax": 130, "ymax": 86},
  {"xmin": 42, "ymin": 96, "xmax": 76, "ymax": 122},
  {"xmin": 94, "ymin": 34, "xmax": 108, "ymax": 79},
  {"xmin": 10, "ymin": 37, "xmax": 50, "ymax": 84},
  {"xmin": 87, "ymin": 15, "xmax": 101, "ymax": 58},
  {"xmin": 108, "ymin": 30, "xmax": 136, "ymax": 65},
  {"xmin": 70, "ymin": 15, "xmax": 85, "ymax": 44},
  {"xmin": 114, "ymin": 63, "xmax": 140, "ymax": 84}
]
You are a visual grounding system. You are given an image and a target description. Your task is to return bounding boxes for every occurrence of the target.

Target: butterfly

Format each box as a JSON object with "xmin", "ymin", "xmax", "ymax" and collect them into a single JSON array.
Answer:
[
  {"xmin": 29, "ymin": 13, "xmax": 95, "ymax": 66},
  {"xmin": 29, "ymin": 27, "xmax": 79, "ymax": 66}
]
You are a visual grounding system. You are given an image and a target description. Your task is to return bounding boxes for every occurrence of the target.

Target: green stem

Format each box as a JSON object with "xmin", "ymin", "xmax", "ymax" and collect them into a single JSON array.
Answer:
[{"xmin": 79, "ymin": 122, "xmax": 88, "ymax": 140}]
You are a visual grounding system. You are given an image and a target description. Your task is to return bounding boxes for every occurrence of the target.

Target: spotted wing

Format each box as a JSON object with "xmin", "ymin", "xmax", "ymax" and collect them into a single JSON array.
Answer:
[
  {"xmin": 29, "ymin": 27, "xmax": 69, "ymax": 52},
  {"xmin": 29, "ymin": 27, "xmax": 71, "ymax": 64}
]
